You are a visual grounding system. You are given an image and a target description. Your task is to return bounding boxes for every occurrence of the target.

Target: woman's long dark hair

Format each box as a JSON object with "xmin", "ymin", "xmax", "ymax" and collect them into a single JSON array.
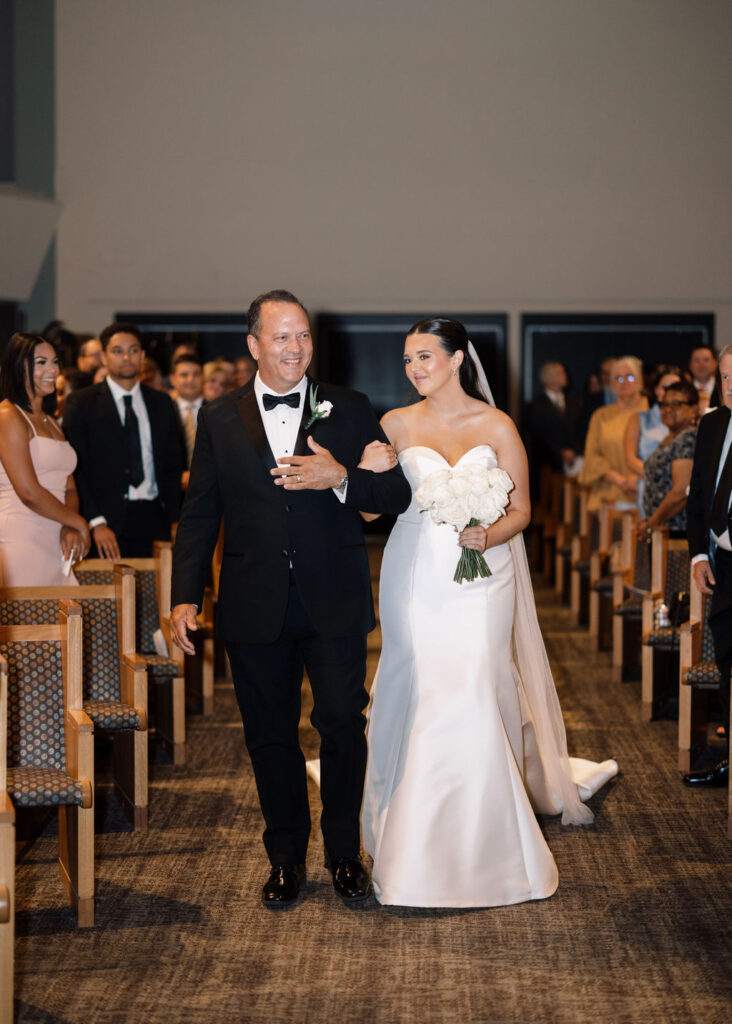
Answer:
[
  {"xmin": 406, "ymin": 317, "xmax": 488, "ymax": 403},
  {"xmin": 0, "ymin": 332, "xmax": 59, "ymax": 414}
]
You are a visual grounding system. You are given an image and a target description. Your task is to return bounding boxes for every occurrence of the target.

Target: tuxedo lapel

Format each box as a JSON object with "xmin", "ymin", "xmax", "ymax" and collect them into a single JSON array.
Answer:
[
  {"xmin": 98, "ymin": 382, "xmax": 126, "ymax": 443},
  {"xmin": 293, "ymin": 377, "xmax": 314, "ymax": 458},
  {"xmin": 237, "ymin": 388, "xmax": 277, "ymax": 471},
  {"xmin": 710, "ymin": 407, "xmax": 731, "ymax": 479}
]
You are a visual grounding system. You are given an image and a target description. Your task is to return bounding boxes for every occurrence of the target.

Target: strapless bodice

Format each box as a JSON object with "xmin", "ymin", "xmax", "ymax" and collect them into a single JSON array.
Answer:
[{"xmin": 397, "ymin": 444, "xmax": 499, "ymax": 524}]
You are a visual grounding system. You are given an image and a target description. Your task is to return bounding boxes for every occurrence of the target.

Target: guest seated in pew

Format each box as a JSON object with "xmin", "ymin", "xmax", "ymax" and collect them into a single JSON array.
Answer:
[
  {"xmin": 636, "ymin": 379, "xmax": 698, "ymax": 541},
  {"xmin": 579, "ymin": 356, "xmax": 647, "ymax": 512},
  {"xmin": 624, "ymin": 365, "xmax": 683, "ymax": 514}
]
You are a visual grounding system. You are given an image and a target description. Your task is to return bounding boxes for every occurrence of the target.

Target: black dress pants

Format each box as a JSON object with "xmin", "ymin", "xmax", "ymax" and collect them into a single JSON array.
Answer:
[
  {"xmin": 226, "ymin": 576, "xmax": 369, "ymax": 865},
  {"xmin": 115, "ymin": 499, "xmax": 171, "ymax": 558},
  {"xmin": 710, "ymin": 546, "xmax": 732, "ymax": 746}
]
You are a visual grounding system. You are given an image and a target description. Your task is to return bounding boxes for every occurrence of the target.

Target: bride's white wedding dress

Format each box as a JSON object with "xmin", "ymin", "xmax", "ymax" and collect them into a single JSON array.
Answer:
[{"xmin": 361, "ymin": 444, "xmax": 618, "ymax": 908}]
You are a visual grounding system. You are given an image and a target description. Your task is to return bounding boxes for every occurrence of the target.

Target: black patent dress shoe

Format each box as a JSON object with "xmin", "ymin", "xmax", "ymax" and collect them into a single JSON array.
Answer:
[
  {"xmin": 682, "ymin": 759, "xmax": 729, "ymax": 788},
  {"xmin": 262, "ymin": 863, "xmax": 306, "ymax": 907},
  {"xmin": 325, "ymin": 856, "xmax": 372, "ymax": 902}
]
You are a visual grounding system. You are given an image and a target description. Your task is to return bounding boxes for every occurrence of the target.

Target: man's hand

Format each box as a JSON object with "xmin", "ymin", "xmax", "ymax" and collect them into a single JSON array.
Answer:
[
  {"xmin": 170, "ymin": 603, "xmax": 199, "ymax": 655},
  {"xmin": 93, "ymin": 523, "xmax": 121, "ymax": 560},
  {"xmin": 271, "ymin": 436, "xmax": 346, "ymax": 490},
  {"xmin": 692, "ymin": 560, "xmax": 716, "ymax": 596}
]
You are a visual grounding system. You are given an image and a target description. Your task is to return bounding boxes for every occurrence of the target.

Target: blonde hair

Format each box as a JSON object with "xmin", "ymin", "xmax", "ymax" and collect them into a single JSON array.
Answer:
[{"xmin": 610, "ymin": 355, "xmax": 643, "ymax": 383}]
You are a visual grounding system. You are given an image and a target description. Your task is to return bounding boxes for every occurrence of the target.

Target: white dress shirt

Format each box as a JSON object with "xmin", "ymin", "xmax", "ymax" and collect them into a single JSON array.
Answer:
[
  {"xmin": 692, "ymin": 413, "xmax": 732, "ymax": 563},
  {"xmin": 254, "ymin": 373, "xmax": 347, "ymax": 501},
  {"xmin": 176, "ymin": 396, "xmax": 203, "ymax": 421},
  {"xmin": 89, "ymin": 378, "xmax": 158, "ymax": 529},
  {"xmin": 254, "ymin": 373, "xmax": 308, "ymax": 462}
]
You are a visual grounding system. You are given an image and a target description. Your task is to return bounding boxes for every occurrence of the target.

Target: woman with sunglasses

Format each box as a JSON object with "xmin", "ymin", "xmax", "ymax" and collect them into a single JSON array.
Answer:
[
  {"xmin": 636, "ymin": 379, "xmax": 699, "ymax": 539},
  {"xmin": 580, "ymin": 356, "xmax": 647, "ymax": 511}
]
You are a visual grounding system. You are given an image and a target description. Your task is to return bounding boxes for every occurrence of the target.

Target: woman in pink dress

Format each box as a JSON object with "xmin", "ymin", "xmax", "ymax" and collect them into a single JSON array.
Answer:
[{"xmin": 0, "ymin": 333, "xmax": 90, "ymax": 585}]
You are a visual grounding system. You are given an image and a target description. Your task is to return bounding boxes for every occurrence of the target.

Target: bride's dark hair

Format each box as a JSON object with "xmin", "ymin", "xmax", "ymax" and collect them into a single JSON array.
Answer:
[{"xmin": 407, "ymin": 317, "xmax": 488, "ymax": 404}]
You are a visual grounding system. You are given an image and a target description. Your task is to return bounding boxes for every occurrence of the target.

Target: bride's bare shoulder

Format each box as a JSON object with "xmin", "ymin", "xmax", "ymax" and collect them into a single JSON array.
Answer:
[
  {"xmin": 380, "ymin": 404, "xmax": 419, "ymax": 445},
  {"xmin": 477, "ymin": 403, "xmax": 517, "ymax": 434}
]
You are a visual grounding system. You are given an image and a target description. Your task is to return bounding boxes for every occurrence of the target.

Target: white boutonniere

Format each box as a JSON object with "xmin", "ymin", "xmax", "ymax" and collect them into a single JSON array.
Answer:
[{"xmin": 305, "ymin": 385, "xmax": 333, "ymax": 430}]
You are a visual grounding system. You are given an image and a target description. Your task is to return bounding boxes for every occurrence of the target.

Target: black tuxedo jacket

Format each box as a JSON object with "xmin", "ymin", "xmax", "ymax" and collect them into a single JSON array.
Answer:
[
  {"xmin": 171, "ymin": 378, "xmax": 412, "ymax": 643},
  {"xmin": 63, "ymin": 381, "xmax": 185, "ymax": 533},
  {"xmin": 528, "ymin": 393, "xmax": 581, "ymax": 471},
  {"xmin": 686, "ymin": 405, "xmax": 731, "ymax": 559}
]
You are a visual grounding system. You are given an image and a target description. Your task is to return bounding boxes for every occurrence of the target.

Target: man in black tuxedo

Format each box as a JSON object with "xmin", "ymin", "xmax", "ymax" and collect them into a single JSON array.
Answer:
[
  {"xmin": 170, "ymin": 290, "xmax": 411, "ymax": 906},
  {"xmin": 64, "ymin": 323, "xmax": 184, "ymax": 559},
  {"xmin": 684, "ymin": 343, "xmax": 732, "ymax": 787},
  {"xmin": 527, "ymin": 361, "xmax": 580, "ymax": 496}
]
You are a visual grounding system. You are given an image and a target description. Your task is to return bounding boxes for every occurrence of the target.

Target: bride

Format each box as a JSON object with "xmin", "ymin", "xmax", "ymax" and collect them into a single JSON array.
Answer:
[{"xmin": 360, "ymin": 317, "xmax": 618, "ymax": 908}]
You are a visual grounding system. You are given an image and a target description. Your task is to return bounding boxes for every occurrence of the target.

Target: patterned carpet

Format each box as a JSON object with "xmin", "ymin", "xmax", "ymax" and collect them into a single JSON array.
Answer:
[{"xmin": 11, "ymin": 566, "xmax": 732, "ymax": 1024}]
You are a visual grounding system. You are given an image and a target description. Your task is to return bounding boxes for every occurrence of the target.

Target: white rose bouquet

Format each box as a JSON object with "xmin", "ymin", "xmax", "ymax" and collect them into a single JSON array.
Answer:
[{"xmin": 414, "ymin": 463, "xmax": 514, "ymax": 583}]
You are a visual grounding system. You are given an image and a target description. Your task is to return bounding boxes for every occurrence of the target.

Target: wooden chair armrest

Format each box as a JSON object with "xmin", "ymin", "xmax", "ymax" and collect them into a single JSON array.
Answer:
[
  {"xmin": 0, "ymin": 884, "xmax": 10, "ymax": 924},
  {"xmin": 0, "ymin": 791, "xmax": 14, "ymax": 824},
  {"xmin": 123, "ymin": 653, "xmax": 148, "ymax": 670},
  {"xmin": 66, "ymin": 708, "xmax": 94, "ymax": 734},
  {"xmin": 121, "ymin": 654, "xmax": 148, "ymax": 712},
  {"xmin": 679, "ymin": 620, "xmax": 701, "ymax": 636}
]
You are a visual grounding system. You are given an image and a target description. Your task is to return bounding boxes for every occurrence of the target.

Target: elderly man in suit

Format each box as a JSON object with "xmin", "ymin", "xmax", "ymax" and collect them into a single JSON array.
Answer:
[
  {"xmin": 170, "ymin": 289, "xmax": 411, "ymax": 907},
  {"xmin": 684, "ymin": 342, "xmax": 732, "ymax": 787},
  {"xmin": 64, "ymin": 322, "xmax": 184, "ymax": 559}
]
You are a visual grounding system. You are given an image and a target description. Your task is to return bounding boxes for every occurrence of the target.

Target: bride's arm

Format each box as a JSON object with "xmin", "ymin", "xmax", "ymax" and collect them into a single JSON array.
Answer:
[
  {"xmin": 459, "ymin": 413, "xmax": 531, "ymax": 552},
  {"xmin": 358, "ymin": 411, "xmax": 406, "ymax": 522}
]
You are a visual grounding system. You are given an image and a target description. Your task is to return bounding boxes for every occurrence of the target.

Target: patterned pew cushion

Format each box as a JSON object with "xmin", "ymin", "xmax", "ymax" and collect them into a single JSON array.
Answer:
[
  {"xmin": 617, "ymin": 597, "xmax": 642, "ymax": 618},
  {"xmin": 83, "ymin": 699, "xmax": 141, "ymax": 730},
  {"xmin": 136, "ymin": 570, "xmax": 160, "ymax": 653},
  {"xmin": 7, "ymin": 766, "xmax": 86, "ymax": 807},
  {"xmin": 685, "ymin": 661, "xmax": 722, "ymax": 688},
  {"xmin": 0, "ymin": 641, "xmax": 66, "ymax": 770},
  {"xmin": 141, "ymin": 654, "xmax": 180, "ymax": 678},
  {"xmin": 645, "ymin": 626, "xmax": 680, "ymax": 650}
]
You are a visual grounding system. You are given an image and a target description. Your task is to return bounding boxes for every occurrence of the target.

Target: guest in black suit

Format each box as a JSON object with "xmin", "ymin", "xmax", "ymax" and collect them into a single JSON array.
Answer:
[
  {"xmin": 170, "ymin": 290, "xmax": 411, "ymax": 907},
  {"xmin": 689, "ymin": 344, "xmax": 719, "ymax": 414},
  {"xmin": 170, "ymin": 352, "xmax": 205, "ymax": 489},
  {"xmin": 527, "ymin": 361, "xmax": 580, "ymax": 494},
  {"xmin": 64, "ymin": 322, "xmax": 185, "ymax": 559},
  {"xmin": 684, "ymin": 343, "xmax": 732, "ymax": 787}
]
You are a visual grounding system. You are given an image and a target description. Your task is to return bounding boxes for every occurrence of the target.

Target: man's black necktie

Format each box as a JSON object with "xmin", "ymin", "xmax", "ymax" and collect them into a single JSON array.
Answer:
[
  {"xmin": 710, "ymin": 436, "xmax": 732, "ymax": 537},
  {"xmin": 263, "ymin": 392, "xmax": 300, "ymax": 411},
  {"xmin": 123, "ymin": 394, "xmax": 145, "ymax": 487}
]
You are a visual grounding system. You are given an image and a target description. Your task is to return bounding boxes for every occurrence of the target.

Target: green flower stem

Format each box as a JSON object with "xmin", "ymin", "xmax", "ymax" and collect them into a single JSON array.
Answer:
[{"xmin": 453, "ymin": 518, "xmax": 492, "ymax": 584}]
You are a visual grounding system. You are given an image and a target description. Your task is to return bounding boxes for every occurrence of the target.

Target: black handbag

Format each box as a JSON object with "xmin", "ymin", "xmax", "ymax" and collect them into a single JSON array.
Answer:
[{"xmin": 668, "ymin": 590, "xmax": 690, "ymax": 628}]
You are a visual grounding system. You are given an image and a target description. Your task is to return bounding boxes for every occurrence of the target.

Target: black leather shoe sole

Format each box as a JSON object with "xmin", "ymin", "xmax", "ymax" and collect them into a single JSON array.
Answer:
[{"xmin": 682, "ymin": 760, "xmax": 729, "ymax": 788}]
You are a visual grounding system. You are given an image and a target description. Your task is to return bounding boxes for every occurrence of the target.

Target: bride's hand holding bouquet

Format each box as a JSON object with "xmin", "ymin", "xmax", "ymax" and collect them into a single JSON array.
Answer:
[{"xmin": 415, "ymin": 462, "xmax": 514, "ymax": 583}]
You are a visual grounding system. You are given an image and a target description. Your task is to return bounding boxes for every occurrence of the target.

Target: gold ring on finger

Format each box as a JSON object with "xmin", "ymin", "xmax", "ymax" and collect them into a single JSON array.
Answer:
[{"xmin": 297, "ymin": 474, "xmax": 302, "ymax": 483}]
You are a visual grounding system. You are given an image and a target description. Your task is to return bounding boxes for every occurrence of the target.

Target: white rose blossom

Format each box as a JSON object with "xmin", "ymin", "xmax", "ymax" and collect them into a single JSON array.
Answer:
[{"xmin": 415, "ymin": 463, "xmax": 515, "ymax": 583}]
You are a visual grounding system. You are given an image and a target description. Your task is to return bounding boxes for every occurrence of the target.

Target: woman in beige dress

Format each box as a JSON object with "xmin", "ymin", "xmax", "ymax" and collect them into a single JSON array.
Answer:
[
  {"xmin": 0, "ymin": 333, "xmax": 90, "ymax": 585},
  {"xmin": 580, "ymin": 355, "xmax": 647, "ymax": 511}
]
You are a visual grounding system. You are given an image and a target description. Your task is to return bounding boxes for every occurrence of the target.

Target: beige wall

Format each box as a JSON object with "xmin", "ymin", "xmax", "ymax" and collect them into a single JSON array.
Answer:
[{"xmin": 55, "ymin": 0, "xmax": 732, "ymax": 394}]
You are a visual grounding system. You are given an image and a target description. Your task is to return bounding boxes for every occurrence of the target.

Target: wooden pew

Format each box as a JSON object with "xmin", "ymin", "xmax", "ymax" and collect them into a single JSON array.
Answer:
[
  {"xmin": 0, "ymin": 654, "xmax": 15, "ymax": 1023},
  {"xmin": 0, "ymin": 602, "xmax": 94, "ymax": 926},
  {"xmin": 640, "ymin": 531, "xmax": 689, "ymax": 721}
]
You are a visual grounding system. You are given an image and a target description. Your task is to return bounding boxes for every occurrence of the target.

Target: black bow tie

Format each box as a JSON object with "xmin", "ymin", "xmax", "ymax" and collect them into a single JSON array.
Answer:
[{"xmin": 263, "ymin": 392, "xmax": 301, "ymax": 411}]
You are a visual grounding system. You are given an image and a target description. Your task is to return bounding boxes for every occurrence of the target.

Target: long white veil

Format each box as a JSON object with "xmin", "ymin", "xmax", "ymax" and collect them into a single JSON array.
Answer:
[{"xmin": 467, "ymin": 342, "xmax": 596, "ymax": 825}]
